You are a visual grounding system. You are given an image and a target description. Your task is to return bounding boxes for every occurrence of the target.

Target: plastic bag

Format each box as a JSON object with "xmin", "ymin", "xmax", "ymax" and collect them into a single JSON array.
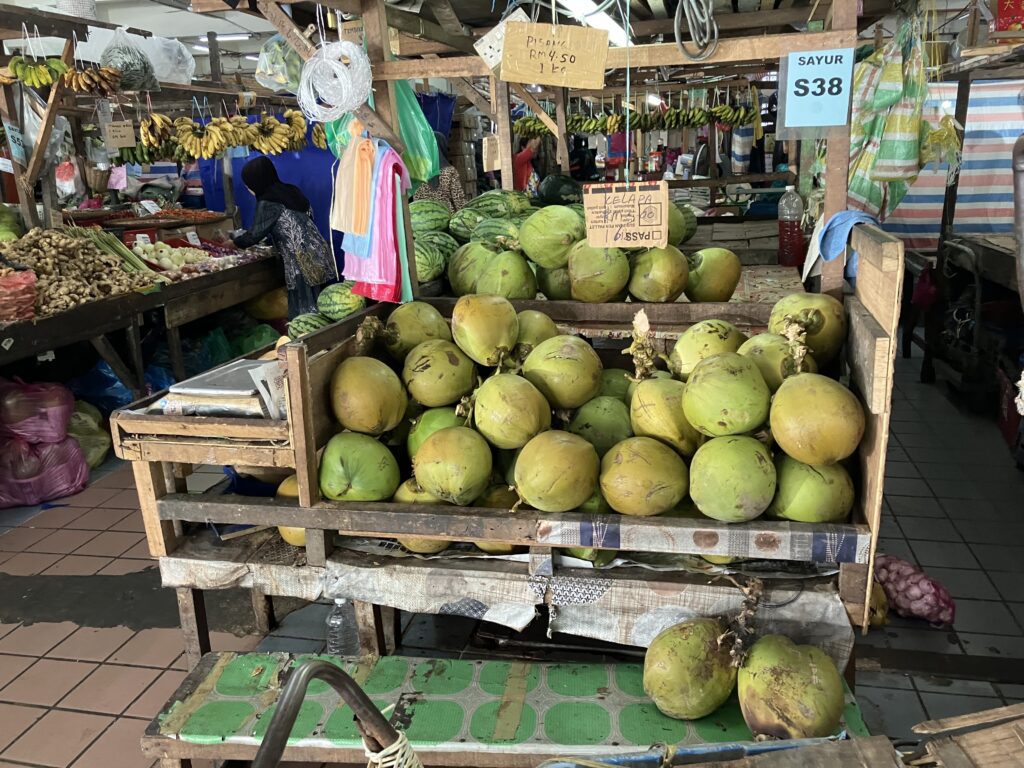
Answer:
[
  {"xmin": 66, "ymin": 401, "xmax": 111, "ymax": 470},
  {"xmin": 101, "ymin": 27, "xmax": 159, "ymax": 91},
  {"xmin": 0, "ymin": 437, "xmax": 89, "ymax": 509},
  {"xmin": 21, "ymin": 88, "xmax": 70, "ymax": 168},
  {"xmin": 145, "ymin": 37, "xmax": 195, "ymax": 86},
  {"xmin": 0, "ymin": 378, "xmax": 74, "ymax": 443},
  {"xmin": 231, "ymin": 324, "xmax": 280, "ymax": 357},
  {"xmin": 0, "ymin": 270, "xmax": 35, "ymax": 325},
  {"xmin": 255, "ymin": 34, "xmax": 303, "ymax": 94},
  {"xmin": 68, "ymin": 362, "xmax": 174, "ymax": 415}
]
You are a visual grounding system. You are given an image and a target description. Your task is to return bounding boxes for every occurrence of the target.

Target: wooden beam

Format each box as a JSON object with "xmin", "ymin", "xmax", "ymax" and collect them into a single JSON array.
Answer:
[
  {"xmin": 23, "ymin": 39, "xmax": 73, "ymax": 190},
  {"xmin": 449, "ymin": 78, "xmax": 495, "ymax": 119},
  {"xmin": 554, "ymin": 87, "xmax": 570, "ymax": 173},
  {"xmin": 383, "ymin": 6, "xmax": 477, "ymax": 55},
  {"xmin": 0, "ymin": 85, "xmax": 37, "ymax": 228},
  {"xmin": 424, "ymin": 0, "xmax": 469, "ymax": 37},
  {"xmin": 509, "ymin": 83, "xmax": 558, "ymax": 134},
  {"xmin": 0, "ymin": 2, "xmax": 150, "ymax": 39},
  {"xmin": 493, "ymin": 78, "xmax": 514, "ymax": 190}
]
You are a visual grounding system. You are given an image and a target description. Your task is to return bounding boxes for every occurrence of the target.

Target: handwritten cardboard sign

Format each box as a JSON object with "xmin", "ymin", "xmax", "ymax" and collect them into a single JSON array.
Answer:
[
  {"xmin": 105, "ymin": 120, "xmax": 136, "ymax": 149},
  {"xmin": 501, "ymin": 22, "xmax": 608, "ymax": 90},
  {"xmin": 583, "ymin": 180, "xmax": 669, "ymax": 249},
  {"xmin": 482, "ymin": 135, "xmax": 500, "ymax": 172}
]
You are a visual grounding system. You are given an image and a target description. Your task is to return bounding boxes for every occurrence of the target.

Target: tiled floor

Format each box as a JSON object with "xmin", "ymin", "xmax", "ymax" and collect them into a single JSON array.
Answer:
[{"xmin": 0, "ymin": 351, "xmax": 1022, "ymax": 761}]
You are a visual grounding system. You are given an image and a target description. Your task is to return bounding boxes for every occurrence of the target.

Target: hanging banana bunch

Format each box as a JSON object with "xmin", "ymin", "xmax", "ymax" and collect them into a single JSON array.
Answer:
[
  {"xmin": 140, "ymin": 113, "xmax": 173, "ymax": 148},
  {"xmin": 173, "ymin": 117, "xmax": 229, "ymax": 160},
  {"xmin": 282, "ymin": 109, "xmax": 308, "ymax": 151},
  {"xmin": 312, "ymin": 123, "xmax": 328, "ymax": 150},
  {"xmin": 222, "ymin": 115, "xmax": 256, "ymax": 147},
  {"xmin": 63, "ymin": 65, "xmax": 121, "ymax": 96},
  {"xmin": 2, "ymin": 56, "xmax": 69, "ymax": 88},
  {"xmin": 249, "ymin": 115, "xmax": 291, "ymax": 155}
]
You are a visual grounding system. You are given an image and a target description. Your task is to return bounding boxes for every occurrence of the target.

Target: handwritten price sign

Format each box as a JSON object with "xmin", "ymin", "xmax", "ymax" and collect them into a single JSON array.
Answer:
[
  {"xmin": 583, "ymin": 181, "xmax": 669, "ymax": 249},
  {"xmin": 501, "ymin": 22, "xmax": 608, "ymax": 90}
]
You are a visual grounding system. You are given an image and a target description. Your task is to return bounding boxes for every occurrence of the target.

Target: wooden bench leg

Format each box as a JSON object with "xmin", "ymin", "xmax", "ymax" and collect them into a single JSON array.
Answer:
[
  {"xmin": 251, "ymin": 589, "xmax": 275, "ymax": 635},
  {"xmin": 133, "ymin": 461, "xmax": 178, "ymax": 558},
  {"xmin": 159, "ymin": 759, "xmax": 191, "ymax": 768},
  {"xmin": 177, "ymin": 588, "xmax": 211, "ymax": 670},
  {"xmin": 353, "ymin": 601, "xmax": 387, "ymax": 657},
  {"xmin": 166, "ymin": 324, "xmax": 187, "ymax": 383}
]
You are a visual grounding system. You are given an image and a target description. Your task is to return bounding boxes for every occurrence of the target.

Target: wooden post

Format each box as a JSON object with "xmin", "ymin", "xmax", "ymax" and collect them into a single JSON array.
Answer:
[
  {"xmin": 207, "ymin": 31, "xmax": 222, "ymax": 82},
  {"xmin": 493, "ymin": 79, "xmax": 514, "ymax": 190},
  {"xmin": 0, "ymin": 85, "xmax": 38, "ymax": 228},
  {"xmin": 22, "ymin": 39, "xmax": 74, "ymax": 192},
  {"xmin": 554, "ymin": 87, "xmax": 570, "ymax": 174},
  {"xmin": 176, "ymin": 588, "xmax": 211, "ymax": 669},
  {"xmin": 939, "ymin": 76, "xmax": 971, "ymax": 240},
  {"xmin": 820, "ymin": 0, "xmax": 857, "ymax": 296},
  {"xmin": 133, "ymin": 460, "xmax": 179, "ymax": 557},
  {"xmin": 798, "ymin": 139, "xmax": 816, "ymax": 197}
]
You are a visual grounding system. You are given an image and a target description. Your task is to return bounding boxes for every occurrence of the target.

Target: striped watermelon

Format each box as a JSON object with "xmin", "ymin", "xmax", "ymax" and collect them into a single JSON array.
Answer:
[
  {"xmin": 465, "ymin": 190, "xmax": 515, "ymax": 218},
  {"xmin": 449, "ymin": 207, "xmax": 486, "ymax": 242},
  {"xmin": 504, "ymin": 190, "xmax": 533, "ymax": 214},
  {"xmin": 287, "ymin": 312, "xmax": 333, "ymax": 339},
  {"xmin": 416, "ymin": 231, "xmax": 459, "ymax": 262},
  {"xmin": 471, "ymin": 217, "xmax": 520, "ymax": 251},
  {"xmin": 317, "ymin": 281, "xmax": 366, "ymax": 321},
  {"xmin": 410, "ymin": 200, "xmax": 451, "ymax": 234},
  {"xmin": 414, "ymin": 242, "xmax": 446, "ymax": 282}
]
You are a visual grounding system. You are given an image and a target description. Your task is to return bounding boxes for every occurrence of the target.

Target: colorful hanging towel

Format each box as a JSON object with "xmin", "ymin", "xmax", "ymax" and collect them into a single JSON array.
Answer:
[
  {"xmin": 342, "ymin": 141, "xmax": 388, "ymax": 272},
  {"xmin": 346, "ymin": 143, "xmax": 410, "ymax": 292},
  {"xmin": 330, "ymin": 136, "xmax": 375, "ymax": 235}
]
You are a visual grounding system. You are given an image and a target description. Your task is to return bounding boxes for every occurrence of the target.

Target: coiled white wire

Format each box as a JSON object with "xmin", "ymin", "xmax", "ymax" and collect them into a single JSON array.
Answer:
[{"xmin": 297, "ymin": 40, "xmax": 372, "ymax": 123}]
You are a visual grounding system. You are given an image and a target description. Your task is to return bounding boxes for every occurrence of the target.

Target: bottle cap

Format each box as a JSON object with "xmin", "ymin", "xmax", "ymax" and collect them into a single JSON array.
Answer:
[{"xmin": 785, "ymin": 185, "xmax": 795, "ymax": 191}]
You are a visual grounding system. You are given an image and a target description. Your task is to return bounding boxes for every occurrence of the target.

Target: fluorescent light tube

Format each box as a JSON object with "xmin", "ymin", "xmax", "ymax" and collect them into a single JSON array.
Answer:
[
  {"xmin": 192, "ymin": 44, "xmax": 209, "ymax": 52},
  {"xmin": 199, "ymin": 34, "xmax": 251, "ymax": 42},
  {"xmin": 557, "ymin": 0, "xmax": 630, "ymax": 47}
]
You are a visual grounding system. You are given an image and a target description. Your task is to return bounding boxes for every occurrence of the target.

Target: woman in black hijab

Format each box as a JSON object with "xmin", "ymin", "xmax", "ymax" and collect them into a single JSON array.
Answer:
[
  {"xmin": 232, "ymin": 156, "xmax": 335, "ymax": 318},
  {"xmin": 411, "ymin": 131, "xmax": 466, "ymax": 213}
]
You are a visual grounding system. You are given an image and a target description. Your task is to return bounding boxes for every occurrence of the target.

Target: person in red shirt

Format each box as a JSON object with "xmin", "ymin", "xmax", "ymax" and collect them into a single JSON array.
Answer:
[{"xmin": 513, "ymin": 137, "xmax": 540, "ymax": 191}]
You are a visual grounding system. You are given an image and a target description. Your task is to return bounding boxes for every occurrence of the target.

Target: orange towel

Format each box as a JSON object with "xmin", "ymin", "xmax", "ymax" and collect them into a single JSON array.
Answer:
[{"xmin": 331, "ymin": 136, "xmax": 375, "ymax": 234}]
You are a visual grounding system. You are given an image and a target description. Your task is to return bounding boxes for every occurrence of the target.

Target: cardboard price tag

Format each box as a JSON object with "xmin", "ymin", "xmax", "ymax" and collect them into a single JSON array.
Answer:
[
  {"xmin": 140, "ymin": 200, "xmax": 162, "ymax": 215},
  {"xmin": 482, "ymin": 136, "xmax": 500, "ymax": 172},
  {"xmin": 186, "ymin": 232, "xmax": 202, "ymax": 246},
  {"xmin": 501, "ymin": 22, "xmax": 608, "ymax": 90},
  {"xmin": 105, "ymin": 120, "xmax": 137, "ymax": 149},
  {"xmin": 583, "ymin": 181, "xmax": 669, "ymax": 249},
  {"xmin": 2, "ymin": 121, "xmax": 26, "ymax": 166},
  {"xmin": 779, "ymin": 48, "xmax": 854, "ymax": 132},
  {"xmin": 133, "ymin": 233, "xmax": 151, "ymax": 246}
]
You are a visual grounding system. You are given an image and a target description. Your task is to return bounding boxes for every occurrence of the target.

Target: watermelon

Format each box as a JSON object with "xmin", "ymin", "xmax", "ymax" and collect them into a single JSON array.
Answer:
[
  {"xmin": 287, "ymin": 312, "xmax": 333, "ymax": 339},
  {"xmin": 415, "ymin": 242, "xmax": 446, "ymax": 282},
  {"xmin": 465, "ymin": 190, "xmax": 515, "ymax": 218},
  {"xmin": 449, "ymin": 207, "xmax": 486, "ymax": 242},
  {"xmin": 505, "ymin": 190, "xmax": 533, "ymax": 213},
  {"xmin": 668, "ymin": 203, "xmax": 698, "ymax": 245},
  {"xmin": 316, "ymin": 281, "xmax": 366, "ymax": 321},
  {"xmin": 471, "ymin": 217, "xmax": 520, "ymax": 251},
  {"xmin": 410, "ymin": 200, "xmax": 451, "ymax": 234},
  {"xmin": 448, "ymin": 241, "xmax": 498, "ymax": 295},
  {"xmin": 569, "ymin": 203, "xmax": 585, "ymax": 218},
  {"xmin": 475, "ymin": 250, "xmax": 537, "ymax": 300},
  {"xmin": 417, "ymin": 231, "xmax": 459, "ymax": 263},
  {"xmin": 519, "ymin": 205, "xmax": 586, "ymax": 269},
  {"xmin": 538, "ymin": 174, "xmax": 583, "ymax": 205}
]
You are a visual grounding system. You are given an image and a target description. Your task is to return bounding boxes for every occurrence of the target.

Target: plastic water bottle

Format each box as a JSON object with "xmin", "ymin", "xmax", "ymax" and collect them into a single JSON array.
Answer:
[
  {"xmin": 778, "ymin": 185, "xmax": 806, "ymax": 268},
  {"xmin": 325, "ymin": 599, "xmax": 359, "ymax": 656}
]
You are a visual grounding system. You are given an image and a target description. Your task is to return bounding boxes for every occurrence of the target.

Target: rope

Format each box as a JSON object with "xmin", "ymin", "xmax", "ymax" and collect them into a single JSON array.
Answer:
[
  {"xmin": 364, "ymin": 731, "xmax": 424, "ymax": 768},
  {"xmin": 673, "ymin": 0, "xmax": 718, "ymax": 62},
  {"xmin": 297, "ymin": 40, "xmax": 372, "ymax": 123}
]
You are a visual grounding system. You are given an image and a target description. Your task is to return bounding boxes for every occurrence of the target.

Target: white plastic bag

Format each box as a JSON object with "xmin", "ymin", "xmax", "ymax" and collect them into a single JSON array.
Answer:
[
  {"xmin": 146, "ymin": 37, "xmax": 195, "ymax": 86},
  {"xmin": 100, "ymin": 27, "xmax": 159, "ymax": 91},
  {"xmin": 255, "ymin": 34, "xmax": 302, "ymax": 93},
  {"xmin": 21, "ymin": 88, "xmax": 70, "ymax": 169}
]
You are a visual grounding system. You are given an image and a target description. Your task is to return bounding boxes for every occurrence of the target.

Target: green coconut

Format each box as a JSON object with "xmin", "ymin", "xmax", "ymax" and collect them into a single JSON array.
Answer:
[
  {"xmin": 330, "ymin": 357, "xmax": 408, "ymax": 436},
  {"xmin": 448, "ymin": 242, "xmax": 499, "ymax": 296},
  {"xmin": 413, "ymin": 426, "xmax": 493, "ymax": 505},
  {"xmin": 515, "ymin": 310, "xmax": 559, "ymax": 359},
  {"xmin": 537, "ymin": 265, "xmax": 572, "ymax": 300},
  {"xmin": 473, "ymin": 485, "xmax": 523, "ymax": 553},
  {"xmin": 383, "ymin": 398, "xmax": 421, "ymax": 449},
  {"xmin": 522, "ymin": 335, "xmax": 603, "ymax": 409},
  {"xmin": 770, "ymin": 373, "xmax": 865, "ymax": 465},
  {"xmin": 600, "ymin": 436, "xmax": 689, "ymax": 516},
  {"xmin": 768, "ymin": 292, "xmax": 846, "ymax": 366},
  {"xmin": 626, "ymin": 369, "xmax": 672, "ymax": 403},
  {"xmin": 737, "ymin": 333, "xmax": 817, "ymax": 392},
  {"xmin": 628, "ymin": 245, "xmax": 690, "ymax": 303},
  {"xmin": 644, "ymin": 618, "xmax": 737, "ymax": 720},
  {"xmin": 514, "ymin": 430, "xmax": 599, "ymax": 512},
  {"xmin": 392, "ymin": 479, "xmax": 449, "ymax": 554},
  {"xmin": 475, "ymin": 250, "xmax": 538, "ymax": 300},
  {"xmin": 383, "ymin": 301, "xmax": 452, "ymax": 361},
  {"xmin": 578, "ymin": 486, "xmax": 612, "ymax": 514},
  {"xmin": 451, "ymin": 294, "xmax": 519, "ymax": 366},
  {"xmin": 738, "ymin": 635, "xmax": 844, "ymax": 739},
  {"xmin": 629, "ymin": 378, "xmax": 704, "ymax": 457},
  {"xmin": 407, "ymin": 407, "xmax": 465, "ymax": 459},
  {"xmin": 689, "ymin": 436, "xmax": 776, "ymax": 522},
  {"xmin": 599, "ymin": 369, "xmax": 632, "ymax": 402},
  {"xmin": 473, "ymin": 374, "xmax": 552, "ymax": 449},
  {"xmin": 402, "ymin": 340, "xmax": 477, "ymax": 407},
  {"xmin": 519, "ymin": 205, "xmax": 586, "ymax": 268},
  {"xmin": 567, "ymin": 396, "xmax": 633, "ymax": 457},
  {"xmin": 669, "ymin": 320, "xmax": 747, "ymax": 380},
  {"xmin": 767, "ymin": 454, "xmax": 855, "ymax": 523},
  {"xmin": 563, "ymin": 548, "xmax": 617, "ymax": 566},
  {"xmin": 682, "ymin": 353, "xmax": 771, "ymax": 437},
  {"xmin": 567, "ymin": 241, "xmax": 630, "ymax": 303},
  {"xmin": 684, "ymin": 248, "xmax": 742, "ymax": 302},
  {"xmin": 319, "ymin": 432, "xmax": 400, "ymax": 501}
]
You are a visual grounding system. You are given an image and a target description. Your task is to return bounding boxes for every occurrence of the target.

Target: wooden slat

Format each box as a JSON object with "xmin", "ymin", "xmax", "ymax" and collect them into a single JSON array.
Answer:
[
  {"xmin": 449, "ymin": 77, "xmax": 495, "ymax": 119},
  {"xmin": 163, "ymin": 266, "xmax": 280, "ymax": 328},
  {"xmin": 914, "ymin": 703, "xmax": 1024, "ymax": 735},
  {"xmin": 509, "ymin": 83, "xmax": 558, "ymax": 134},
  {"xmin": 945, "ymin": 719, "xmax": 1024, "ymax": 766},
  {"xmin": 110, "ymin": 412, "xmax": 289, "ymax": 441},
  {"xmin": 285, "ymin": 343, "xmax": 320, "ymax": 508},
  {"xmin": 0, "ymin": 2, "xmax": 150, "ymax": 38},
  {"xmin": 119, "ymin": 439, "xmax": 295, "ymax": 468},
  {"xmin": 133, "ymin": 460, "xmax": 178, "ymax": 558},
  {"xmin": 494, "ymin": 79, "xmax": 514, "ymax": 188},
  {"xmin": 846, "ymin": 296, "xmax": 890, "ymax": 415},
  {"xmin": 852, "ymin": 225, "xmax": 903, "ymax": 335},
  {"xmin": 554, "ymin": 87, "xmax": 570, "ymax": 174}
]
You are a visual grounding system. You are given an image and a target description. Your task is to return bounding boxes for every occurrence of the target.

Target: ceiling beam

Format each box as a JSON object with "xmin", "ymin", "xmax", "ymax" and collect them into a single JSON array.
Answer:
[
  {"xmin": 0, "ymin": 2, "xmax": 151, "ymax": 39},
  {"xmin": 424, "ymin": 0, "xmax": 471, "ymax": 37}
]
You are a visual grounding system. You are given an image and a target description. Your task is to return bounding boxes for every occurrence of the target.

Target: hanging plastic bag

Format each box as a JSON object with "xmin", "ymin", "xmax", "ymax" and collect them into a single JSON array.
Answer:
[
  {"xmin": 0, "ymin": 437, "xmax": 90, "ymax": 509},
  {"xmin": 0, "ymin": 378, "xmax": 74, "ymax": 443},
  {"xmin": 21, "ymin": 88, "xmax": 70, "ymax": 168},
  {"xmin": 393, "ymin": 81, "xmax": 439, "ymax": 182},
  {"xmin": 873, "ymin": 29, "xmax": 927, "ymax": 182},
  {"xmin": 255, "ymin": 34, "xmax": 303, "ymax": 94},
  {"xmin": 100, "ymin": 27, "xmax": 159, "ymax": 91},
  {"xmin": 66, "ymin": 401, "xmax": 111, "ymax": 470},
  {"xmin": 145, "ymin": 37, "xmax": 195, "ymax": 86}
]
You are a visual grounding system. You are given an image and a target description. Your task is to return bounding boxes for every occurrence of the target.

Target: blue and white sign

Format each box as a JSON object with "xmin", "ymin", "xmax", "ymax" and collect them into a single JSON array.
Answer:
[
  {"xmin": 780, "ymin": 48, "xmax": 854, "ymax": 130},
  {"xmin": 2, "ymin": 121, "xmax": 26, "ymax": 166}
]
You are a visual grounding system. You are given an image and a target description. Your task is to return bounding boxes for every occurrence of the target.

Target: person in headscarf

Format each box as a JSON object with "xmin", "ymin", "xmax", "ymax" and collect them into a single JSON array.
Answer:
[
  {"xmin": 231, "ymin": 156, "xmax": 335, "ymax": 318},
  {"xmin": 411, "ymin": 130, "xmax": 466, "ymax": 213}
]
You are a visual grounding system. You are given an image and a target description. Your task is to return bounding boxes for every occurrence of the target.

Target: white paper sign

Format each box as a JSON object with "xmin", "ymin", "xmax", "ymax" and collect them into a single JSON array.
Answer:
[
  {"xmin": 2, "ymin": 122, "xmax": 26, "ymax": 166},
  {"xmin": 134, "ymin": 233, "xmax": 151, "ymax": 245},
  {"xmin": 0, "ymin": 157, "xmax": 12, "ymax": 173},
  {"xmin": 140, "ymin": 200, "xmax": 162, "ymax": 215},
  {"xmin": 186, "ymin": 232, "xmax": 202, "ymax": 246},
  {"xmin": 779, "ymin": 48, "xmax": 854, "ymax": 132}
]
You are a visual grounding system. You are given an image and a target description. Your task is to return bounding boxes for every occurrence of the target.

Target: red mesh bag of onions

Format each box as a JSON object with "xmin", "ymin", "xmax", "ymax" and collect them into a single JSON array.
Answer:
[
  {"xmin": 0, "ymin": 436, "xmax": 89, "ymax": 509},
  {"xmin": 0, "ymin": 378, "xmax": 75, "ymax": 443},
  {"xmin": 0, "ymin": 269, "xmax": 35, "ymax": 326}
]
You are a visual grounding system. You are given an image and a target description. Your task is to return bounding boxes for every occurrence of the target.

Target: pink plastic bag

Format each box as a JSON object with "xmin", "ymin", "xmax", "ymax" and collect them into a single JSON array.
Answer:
[
  {"xmin": 0, "ymin": 378, "xmax": 75, "ymax": 443},
  {"xmin": 0, "ymin": 436, "xmax": 89, "ymax": 509}
]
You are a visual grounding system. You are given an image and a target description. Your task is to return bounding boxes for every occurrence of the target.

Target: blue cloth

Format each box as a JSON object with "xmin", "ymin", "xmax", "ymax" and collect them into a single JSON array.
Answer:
[
  {"xmin": 818, "ymin": 210, "xmax": 878, "ymax": 285},
  {"xmin": 415, "ymin": 92, "xmax": 456, "ymax": 137}
]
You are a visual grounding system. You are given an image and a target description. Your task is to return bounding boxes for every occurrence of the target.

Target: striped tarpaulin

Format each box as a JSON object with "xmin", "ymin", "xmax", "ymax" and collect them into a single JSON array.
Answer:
[{"xmin": 883, "ymin": 81, "xmax": 1022, "ymax": 251}]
